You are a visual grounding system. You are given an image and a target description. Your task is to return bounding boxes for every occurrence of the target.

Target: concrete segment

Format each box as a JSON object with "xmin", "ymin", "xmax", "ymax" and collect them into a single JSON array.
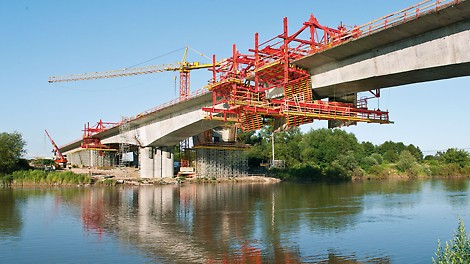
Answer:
[{"xmin": 308, "ymin": 20, "xmax": 470, "ymax": 98}]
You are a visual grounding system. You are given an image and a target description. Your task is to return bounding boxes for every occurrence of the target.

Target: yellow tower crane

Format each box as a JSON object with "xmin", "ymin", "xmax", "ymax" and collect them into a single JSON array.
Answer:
[{"xmin": 48, "ymin": 47, "xmax": 217, "ymax": 100}]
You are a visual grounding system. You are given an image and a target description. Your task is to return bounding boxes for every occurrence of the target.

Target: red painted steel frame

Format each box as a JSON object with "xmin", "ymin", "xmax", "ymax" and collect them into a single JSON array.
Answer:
[{"xmin": 204, "ymin": 12, "xmax": 391, "ymax": 131}]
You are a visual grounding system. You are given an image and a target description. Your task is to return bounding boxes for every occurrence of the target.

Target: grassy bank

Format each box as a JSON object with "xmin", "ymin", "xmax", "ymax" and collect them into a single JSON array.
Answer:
[{"xmin": 0, "ymin": 170, "xmax": 91, "ymax": 187}]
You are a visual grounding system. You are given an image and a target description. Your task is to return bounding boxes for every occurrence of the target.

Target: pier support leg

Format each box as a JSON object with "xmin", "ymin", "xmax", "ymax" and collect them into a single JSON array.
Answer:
[{"xmin": 140, "ymin": 147, "xmax": 174, "ymax": 178}]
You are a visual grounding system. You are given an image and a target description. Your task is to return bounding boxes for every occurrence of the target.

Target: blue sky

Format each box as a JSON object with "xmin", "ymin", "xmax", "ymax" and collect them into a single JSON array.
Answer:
[{"xmin": 1, "ymin": 0, "xmax": 468, "ymax": 158}]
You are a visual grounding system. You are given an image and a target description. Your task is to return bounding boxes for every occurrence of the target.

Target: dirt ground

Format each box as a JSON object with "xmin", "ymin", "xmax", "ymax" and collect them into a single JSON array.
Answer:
[
  {"xmin": 70, "ymin": 167, "xmax": 280, "ymax": 185},
  {"xmin": 71, "ymin": 167, "xmax": 140, "ymax": 179}
]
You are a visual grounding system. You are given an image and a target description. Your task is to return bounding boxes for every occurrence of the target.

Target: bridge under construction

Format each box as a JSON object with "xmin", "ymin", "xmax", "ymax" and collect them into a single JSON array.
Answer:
[{"xmin": 49, "ymin": 0, "xmax": 470, "ymax": 178}]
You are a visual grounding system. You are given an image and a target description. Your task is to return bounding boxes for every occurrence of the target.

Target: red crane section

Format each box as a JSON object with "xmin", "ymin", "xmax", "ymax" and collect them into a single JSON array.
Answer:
[{"xmin": 45, "ymin": 130, "xmax": 68, "ymax": 165}]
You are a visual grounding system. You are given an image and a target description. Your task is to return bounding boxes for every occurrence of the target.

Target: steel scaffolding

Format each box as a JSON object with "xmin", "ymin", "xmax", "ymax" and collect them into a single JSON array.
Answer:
[{"xmin": 119, "ymin": 117, "xmax": 130, "ymax": 168}]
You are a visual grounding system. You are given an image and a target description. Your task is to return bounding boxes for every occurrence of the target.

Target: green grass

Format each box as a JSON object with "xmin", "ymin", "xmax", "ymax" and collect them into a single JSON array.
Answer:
[{"xmin": 0, "ymin": 170, "xmax": 91, "ymax": 187}]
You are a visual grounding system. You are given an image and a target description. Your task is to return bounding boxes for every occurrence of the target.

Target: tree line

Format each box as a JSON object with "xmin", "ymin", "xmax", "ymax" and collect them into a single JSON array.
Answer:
[
  {"xmin": 2, "ymin": 129, "xmax": 469, "ymax": 183},
  {"xmin": 240, "ymin": 127, "xmax": 470, "ymax": 181}
]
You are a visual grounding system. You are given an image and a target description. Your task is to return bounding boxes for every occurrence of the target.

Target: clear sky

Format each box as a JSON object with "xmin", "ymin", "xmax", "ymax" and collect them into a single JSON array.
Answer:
[{"xmin": 1, "ymin": 0, "xmax": 468, "ymax": 158}]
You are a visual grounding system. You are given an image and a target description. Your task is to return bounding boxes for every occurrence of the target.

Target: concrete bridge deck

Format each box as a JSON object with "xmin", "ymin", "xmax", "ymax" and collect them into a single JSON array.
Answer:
[{"xmin": 295, "ymin": 0, "xmax": 470, "ymax": 98}]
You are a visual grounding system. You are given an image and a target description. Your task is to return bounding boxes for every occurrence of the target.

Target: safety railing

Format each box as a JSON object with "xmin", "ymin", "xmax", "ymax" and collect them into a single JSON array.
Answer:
[
  {"xmin": 322, "ymin": 0, "xmax": 462, "ymax": 51},
  {"xmin": 130, "ymin": 87, "xmax": 211, "ymax": 120}
]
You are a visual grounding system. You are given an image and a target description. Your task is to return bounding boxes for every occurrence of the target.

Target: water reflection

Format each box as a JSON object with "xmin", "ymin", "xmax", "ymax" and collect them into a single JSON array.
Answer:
[
  {"xmin": 441, "ymin": 178, "xmax": 470, "ymax": 208},
  {"xmin": 441, "ymin": 178, "xmax": 469, "ymax": 192},
  {"xmin": 0, "ymin": 189, "xmax": 22, "ymax": 237},
  {"xmin": 1, "ymin": 179, "xmax": 469, "ymax": 263},
  {"xmin": 75, "ymin": 183, "xmax": 394, "ymax": 262}
]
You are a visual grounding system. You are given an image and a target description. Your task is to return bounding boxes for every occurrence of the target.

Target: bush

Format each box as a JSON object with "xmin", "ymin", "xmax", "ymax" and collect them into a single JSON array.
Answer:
[
  {"xmin": 362, "ymin": 156, "xmax": 379, "ymax": 171},
  {"xmin": 430, "ymin": 163, "xmax": 461, "ymax": 177},
  {"xmin": 0, "ymin": 174, "xmax": 13, "ymax": 187},
  {"xmin": 383, "ymin": 150, "xmax": 399, "ymax": 163},
  {"xmin": 408, "ymin": 164, "xmax": 422, "ymax": 178},
  {"xmin": 433, "ymin": 218, "xmax": 470, "ymax": 263},
  {"xmin": 273, "ymin": 163, "xmax": 323, "ymax": 182},
  {"xmin": 396, "ymin": 150, "xmax": 417, "ymax": 172},
  {"xmin": 370, "ymin": 153, "xmax": 383, "ymax": 165},
  {"xmin": 368, "ymin": 164, "xmax": 391, "ymax": 178},
  {"xmin": 461, "ymin": 166, "xmax": 470, "ymax": 176}
]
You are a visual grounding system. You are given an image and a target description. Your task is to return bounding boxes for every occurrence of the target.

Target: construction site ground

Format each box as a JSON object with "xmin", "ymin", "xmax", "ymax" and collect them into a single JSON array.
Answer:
[{"xmin": 70, "ymin": 167, "xmax": 280, "ymax": 185}]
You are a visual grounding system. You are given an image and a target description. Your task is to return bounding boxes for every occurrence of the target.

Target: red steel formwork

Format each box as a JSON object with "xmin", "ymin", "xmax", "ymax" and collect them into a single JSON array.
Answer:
[
  {"xmin": 203, "ymin": 14, "xmax": 391, "ymax": 131},
  {"xmin": 81, "ymin": 119, "xmax": 119, "ymax": 150}
]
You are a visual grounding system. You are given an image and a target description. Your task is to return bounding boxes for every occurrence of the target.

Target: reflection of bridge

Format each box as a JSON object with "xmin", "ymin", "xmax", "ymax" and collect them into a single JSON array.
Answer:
[
  {"xmin": 79, "ymin": 182, "xmax": 404, "ymax": 262},
  {"xmin": 59, "ymin": 0, "xmax": 470, "ymax": 178}
]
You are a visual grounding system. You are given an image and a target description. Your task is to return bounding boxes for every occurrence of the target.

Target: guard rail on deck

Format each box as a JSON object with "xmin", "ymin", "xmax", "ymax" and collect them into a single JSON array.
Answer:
[
  {"xmin": 59, "ymin": 88, "xmax": 210, "ymax": 149},
  {"xmin": 311, "ymin": 0, "xmax": 464, "ymax": 54}
]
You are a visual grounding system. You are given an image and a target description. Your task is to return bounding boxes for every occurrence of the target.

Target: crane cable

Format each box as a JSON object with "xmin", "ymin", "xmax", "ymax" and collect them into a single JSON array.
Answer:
[
  {"xmin": 188, "ymin": 46, "xmax": 213, "ymax": 61},
  {"xmin": 126, "ymin": 46, "xmax": 213, "ymax": 69},
  {"xmin": 126, "ymin": 47, "xmax": 187, "ymax": 68}
]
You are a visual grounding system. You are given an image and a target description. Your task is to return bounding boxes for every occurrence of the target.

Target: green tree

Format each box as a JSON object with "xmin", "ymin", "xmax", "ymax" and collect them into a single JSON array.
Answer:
[
  {"xmin": 272, "ymin": 127, "xmax": 302, "ymax": 167},
  {"xmin": 377, "ymin": 141, "xmax": 406, "ymax": 163},
  {"xmin": 370, "ymin": 153, "xmax": 383, "ymax": 165},
  {"xmin": 383, "ymin": 149, "xmax": 399, "ymax": 163},
  {"xmin": 0, "ymin": 132, "xmax": 26, "ymax": 174},
  {"xmin": 396, "ymin": 150, "xmax": 417, "ymax": 172},
  {"xmin": 406, "ymin": 144, "xmax": 424, "ymax": 161},
  {"xmin": 439, "ymin": 148, "xmax": 470, "ymax": 168},
  {"xmin": 299, "ymin": 128, "xmax": 361, "ymax": 167},
  {"xmin": 361, "ymin": 141, "xmax": 376, "ymax": 157},
  {"xmin": 244, "ymin": 127, "xmax": 272, "ymax": 166}
]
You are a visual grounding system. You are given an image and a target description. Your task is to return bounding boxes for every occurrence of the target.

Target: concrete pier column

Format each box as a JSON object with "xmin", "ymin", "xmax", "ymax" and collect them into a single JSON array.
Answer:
[
  {"xmin": 139, "ymin": 147, "xmax": 174, "ymax": 178},
  {"xmin": 160, "ymin": 147, "xmax": 174, "ymax": 178}
]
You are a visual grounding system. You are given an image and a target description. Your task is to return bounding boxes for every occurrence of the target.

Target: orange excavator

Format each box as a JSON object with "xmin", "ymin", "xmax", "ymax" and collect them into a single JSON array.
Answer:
[{"xmin": 45, "ymin": 130, "xmax": 68, "ymax": 167}]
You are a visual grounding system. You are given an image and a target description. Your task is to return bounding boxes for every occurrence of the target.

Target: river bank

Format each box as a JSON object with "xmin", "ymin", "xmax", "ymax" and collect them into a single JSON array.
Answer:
[
  {"xmin": 0, "ymin": 168, "xmax": 281, "ymax": 187},
  {"xmin": 2, "ymin": 166, "xmax": 469, "ymax": 187}
]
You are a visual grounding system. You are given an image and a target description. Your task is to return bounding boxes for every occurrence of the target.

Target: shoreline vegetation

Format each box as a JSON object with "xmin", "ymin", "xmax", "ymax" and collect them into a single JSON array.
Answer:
[
  {"xmin": 1, "ymin": 129, "xmax": 470, "ymax": 187},
  {"xmin": 1, "ymin": 166, "xmax": 469, "ymax": 188},
  {"xmin": 242, "ymin": 127, "xmax": 470, "ymax": 183}
]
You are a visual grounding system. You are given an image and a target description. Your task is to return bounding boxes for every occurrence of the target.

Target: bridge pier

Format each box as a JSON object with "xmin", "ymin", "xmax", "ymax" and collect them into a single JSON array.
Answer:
[{"xmin": 140, "ymin": 147, "xmax": 174, "ymax": 178}]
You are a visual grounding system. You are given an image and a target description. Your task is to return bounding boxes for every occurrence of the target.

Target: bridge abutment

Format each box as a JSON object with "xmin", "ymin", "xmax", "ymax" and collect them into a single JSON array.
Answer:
[{"xmin": 140, "ymin": 147, "xmax": 174, "ymax": 178}]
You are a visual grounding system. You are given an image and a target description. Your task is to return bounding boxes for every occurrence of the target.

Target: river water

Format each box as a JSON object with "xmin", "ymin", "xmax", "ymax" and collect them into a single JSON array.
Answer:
[{"xmin": 0, "ymin": 179, "xmax": 469, "ymax": 263}]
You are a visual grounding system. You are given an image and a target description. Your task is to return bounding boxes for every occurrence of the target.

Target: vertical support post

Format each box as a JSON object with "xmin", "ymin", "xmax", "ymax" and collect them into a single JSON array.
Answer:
[
  {"xmin": 271, "ymin": 132, "xmax": 275, "ymax": 166},
  {"xmin": 283, "ymin": 17, "xmax": 289, "ymax": 85},
  {"xmin": 309, "ymin": 14, "xmax": 316, "ymax": 52},
  {"xmin": 254, "ymin": 33, "xmax": 259, "ymax": 93},
  {"xmin": 232, "ymin": 44, "xmax": 238, "ymax": 76},
  {"xmin": 232, "ymin": 44, "xmax": 238, "ymax": 104}
]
